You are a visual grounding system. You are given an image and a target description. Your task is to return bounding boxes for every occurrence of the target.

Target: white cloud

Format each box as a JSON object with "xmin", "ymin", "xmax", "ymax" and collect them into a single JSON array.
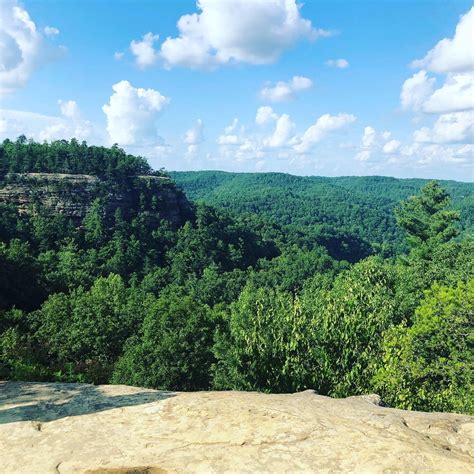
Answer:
[
  {"xmin": 260, "ymin": 75, "xmax": 313, "ymax": 102},
  {"xmin": 451, "ymin": 145, "xmax": 474, "ymax": 164},
  {"xmin": 217, "ymin": 134, "xmax": 240, "ymax": 145},
  {"xmin": 355, "ymin": 126, "xmax": 378, "ymax": 161},
  {"xmin": 0, "ymin": 106, "xmax": 99, "ymax": 143},
  {"xmin": 362, "ymin": 126, "xmax": 376, "ymax": 148},
  {"xmin": 58, "ymin": 100, "xmax": 80, "ymax": 120},
  {"xmin": 130, "ymin": 32, "xmax": 160, "ymax": 69},
  {"xmin": 399, "ymin": 142, "xmax": 473, "ymax": 165},
  {"xmin": 402, "ymin": 8, "xmax": 474, "ymax": 117},
  {"xmin": 325, "ymin": 58, "xmax": 349, "ymax": 69},
  {"xmin": 402, "ymin": 71, "xmax": 474, "ymax": 115},
  {"xmin": 185, "ymin": 144, "xmax": 199, "ymax": 158},
  {"xmin": 114, "ymin": 51, "xmax": 124, "ymax": 61},
  {"xmin": 218, "ymin": 118, "xmax": 244, "ymax": 145},
  {"xmin": 413, "ymin": 111, "xmax": 474, "ymax": 144},
  {"xmin": 160, "ymin": 0, "xmax": 329, "ymax": 69},
  {"xmin": 400, "ymin": 70, "xmax": 435, "ymax": 111},
  {"xmin": 102, "ymin": 80, "xmax": 170, "ymax": 146},
  {"xmin": 184, "ymin": 119, "xmax": 204, "ymax": 158},
  {"xmin": 294, "ymin": 113, "xmax": 357, "ymax": 153},
  {"xmin": 412, "ymin": 7, "xmax": 474, "ymax": 73},
  {"xmin": 255, "ymin": 106, "xmax": 278, "ymax": 125},
  {"xmin": 400, "ymin": 8, "xmax": 474, "ymax": 153},
  {"xmin": 423, "ymin": 72, "xmax": 474, "ymax": 114},
  {"xmin": 44, "ymin": 26, "xmax": 59, "ymax": 36},
  {"xmin": 0, "ymin": 0, "xmax": 65, "ymax": 95},
  {"xmin": 224, "ymin": 118, "xmax": 239, "ymax": 134},
  {"xmin": 264, "ymin": 114, "xmax": 295, "ymax": 147},
  {"xmin": 218, "ymin": 108, "xmax": 358, "ymax": 166},
  {"xmin": 354, "ymin": 150, "xmax": 372, "ymax": 162},
  {"xmin": 383, "ymin": 139, "xmax": 401, "ymax": 154},
  {"xmin": 355, "ymin": 126, "xmax": 402, "ymax": 161}
]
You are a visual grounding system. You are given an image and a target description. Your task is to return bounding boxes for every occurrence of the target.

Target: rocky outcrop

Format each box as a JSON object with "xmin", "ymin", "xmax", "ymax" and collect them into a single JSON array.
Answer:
[
  {"xmin": 0, "ymin": 381, "xmax": 472, "ymax": 473},
  {"xmin": 0, "ymin": 173, "xmax": 191, "ymax": 226}
]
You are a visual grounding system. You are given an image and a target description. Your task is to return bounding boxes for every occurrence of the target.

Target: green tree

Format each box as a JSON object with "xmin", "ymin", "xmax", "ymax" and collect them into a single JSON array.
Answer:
[
  {"xmin": 396, "ymin": 181, "xmax": 459, "ymax": 257},
  {"xmin": 214, "ymin": 258, "xmax": 397, "ymax": 395},
  {"xmin": 112, "ymin": 292, "xmax": 216, "ymax": 390},
  {"xmin": 303, "ymin": 257, "xmax": 397, "ymax": 396},
  {"xmin": 212, "ymin": 286, "xmax": 319, "ymax": 393},
  {"xmin": 374, "ymin": 280, "xmax": 473, "ymax": 414},
  {"xmin": 32, "ymin": 274, "xmax": 143, "ymax": 383},
  {"xmin": 83, "ymin": 199, "xmax": 106, "ymax": 246}
]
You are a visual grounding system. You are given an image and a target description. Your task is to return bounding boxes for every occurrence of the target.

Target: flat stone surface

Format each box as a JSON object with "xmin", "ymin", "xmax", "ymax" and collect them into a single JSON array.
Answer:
[{"xmin": 0, "ymin": 381, "xmax": 472, "ymax": 473}]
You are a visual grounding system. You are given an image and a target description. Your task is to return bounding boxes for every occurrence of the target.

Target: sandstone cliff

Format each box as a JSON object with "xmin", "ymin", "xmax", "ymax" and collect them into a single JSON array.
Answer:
[
  {"xmin": 0, "ymin": 381, "xmax": 472, "ymax": 473},
  {"xmin": 0, "ymin": 173, "xmax": 191, "ymax": 226}
]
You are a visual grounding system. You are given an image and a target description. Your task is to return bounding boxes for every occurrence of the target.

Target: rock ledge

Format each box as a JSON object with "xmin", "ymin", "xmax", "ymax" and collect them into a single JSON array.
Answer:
[{"xmin": 0, "ymin": 381, "xmax": 472, "ymax": 473}]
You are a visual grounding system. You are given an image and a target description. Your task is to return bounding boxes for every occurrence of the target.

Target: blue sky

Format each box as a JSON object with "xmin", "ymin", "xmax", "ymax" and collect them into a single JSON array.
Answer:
[{"xmin": 0, "ymin": 0, "xmax": 473, "ymax": 180}]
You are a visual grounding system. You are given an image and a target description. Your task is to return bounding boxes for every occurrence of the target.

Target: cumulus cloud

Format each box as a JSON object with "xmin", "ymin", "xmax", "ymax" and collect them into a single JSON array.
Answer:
[
  {"xmin": 0, "ymin": 103, "xmax": 99, "ymax": 143},
  {"xmin": 411, "ymin": 7, "xmax": 474, "ymax": 73},
  {"xmin": 159, "ymin": 0, "xmax": 330, "ymax": 69},
  {"xmin": 423, "ymin": 72, "xmax": 474, "ymax": 114},
  {"xmin": 399, "ymin": 142, "xmax": 473, "ymax": 166},
  {"xmin": 325, "ymin": 58, "xmax": 349, "ymax": 69},
  {"xmin": 217, "ymin": 108, "xmax": 358, "ymax": 166},
  {"xmin": 294, "ymin": 113, "xmax": 357, "ymax": 153},
  {"xmin": 260, "ymin": 76, "xmax": 313, "ymax": 102},
  {"xmin": 402, "ymin": 7, "xmax": 474, "ymax": 115},
  {"xmin": 58, "ymin": 100, "xmax": 80, "ymax": 120},
  {"xmin": 218, "ymin": 118, "xmax": 243, "ymax": 145},
  {"xmin": 414, "ymin": 111, "xmax": 474, "ymax": 144},
  {"xmin": 355, "ymin": 126, "xmax": 402, "ymax": 161},
  {"xmin": 361, "ymin": 126, "xmax": 376, "ymax": 148},
  {"xmin": 130, "ymin": 32, "xmax": 160, "ymax": 68},
  {"xmin": 264, "ymin": 114, "xmax": 295, "ymax": 147},
  {"xmin": 184, "ymin": 118, "xmax": 204, "ymax": 145},
  {"xmin": 402, "ymin": 70, "xmax": 474, "ymax": 115},
  {"xmin": 255, "ymin": 106, "xmax": 278, "ymax": 125},
  {"xmin": 184, "ymin": 119, "xmax": 204, "ymax": 157},
  {"xmin": 401, "ymin": 7, "xmax": 474, "ymax": 153},
  {"xmin": 400, "ymin": 70, "xmax": 435, "ymax": 111},
  {"xmin": 0, "ymin": 0, "xmax": 65, "ymax": 95},
  {"xmin": 383, "ymin": 139, "xmax": 401, "ymax": 154},
  {"xmin": 102, "ymin": 80, "xmax": 170, "ymax": 146}
]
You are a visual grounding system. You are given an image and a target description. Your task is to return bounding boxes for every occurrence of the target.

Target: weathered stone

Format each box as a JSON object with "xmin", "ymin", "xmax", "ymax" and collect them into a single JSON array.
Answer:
[
  {"xmin": 0, "ymin": 173, "xmax": 191, "ymax": 227},
  {"xmin": 0, "ymin": 381, "xmax": 472, "ymax": 473}
]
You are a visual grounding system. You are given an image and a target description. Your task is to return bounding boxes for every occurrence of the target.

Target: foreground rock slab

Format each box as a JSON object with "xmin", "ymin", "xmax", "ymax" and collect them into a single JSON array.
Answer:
[{"xmin": 0, "ymin": 381, "xmax": 472, "ymax": 473}]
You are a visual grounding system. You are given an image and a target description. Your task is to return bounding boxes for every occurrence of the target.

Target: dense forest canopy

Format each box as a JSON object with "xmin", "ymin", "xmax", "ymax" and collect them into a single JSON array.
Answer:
[
  {"xmin": 0, "ymin": 139, "xmax": 473, "ymax": 415},
  {"xmin": 171, "ymin": 170, "xmax": 474, "ymax": 257}
]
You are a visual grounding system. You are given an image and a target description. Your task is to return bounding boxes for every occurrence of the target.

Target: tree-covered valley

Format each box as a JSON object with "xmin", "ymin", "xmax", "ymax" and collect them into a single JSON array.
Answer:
[{"xmin": 0, "ymin": 138, "xmax": 473, "ymax": 415}]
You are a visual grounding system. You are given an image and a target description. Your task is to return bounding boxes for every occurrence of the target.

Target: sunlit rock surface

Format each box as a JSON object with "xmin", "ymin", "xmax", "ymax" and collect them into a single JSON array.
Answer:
[{"xmin": 0, "ymin": 381, "xmax": 472, "ymax": 473}]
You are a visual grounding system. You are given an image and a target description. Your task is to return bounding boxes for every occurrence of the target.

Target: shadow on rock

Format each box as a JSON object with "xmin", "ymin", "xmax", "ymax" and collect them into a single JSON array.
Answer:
[{"xmin": 0, "ymin": 381, "xmax": 175, "ymax": 424}]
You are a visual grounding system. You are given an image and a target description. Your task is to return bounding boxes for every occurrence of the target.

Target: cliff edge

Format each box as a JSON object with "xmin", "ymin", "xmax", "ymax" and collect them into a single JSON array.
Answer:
[
  {"xmin": 0, "ymin": 381, "xmax": 472, "ymax": 473},
  {"xmin": 0, "ymin": 173, "xmax": 191, "ymax": 226}
]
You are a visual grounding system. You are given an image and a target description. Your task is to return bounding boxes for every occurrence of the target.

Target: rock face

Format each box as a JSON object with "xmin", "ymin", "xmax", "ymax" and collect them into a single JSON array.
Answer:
[
  {"xmin": 0, "ymin": 173, "xmax": 191, "ymax": 226},
  {"xmin": 0, "ymin": 381, "xmax": 472, "ymax": 473}
]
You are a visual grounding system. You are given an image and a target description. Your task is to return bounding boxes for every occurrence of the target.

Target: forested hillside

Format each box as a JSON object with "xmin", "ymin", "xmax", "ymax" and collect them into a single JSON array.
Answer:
[
  {"xmin": 0, "ymin": 139, "xmax": 473, "ymax": 415},
  {"xmin": 171, "ymin": 171, "xmax": 474, "ymax": 256}
]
